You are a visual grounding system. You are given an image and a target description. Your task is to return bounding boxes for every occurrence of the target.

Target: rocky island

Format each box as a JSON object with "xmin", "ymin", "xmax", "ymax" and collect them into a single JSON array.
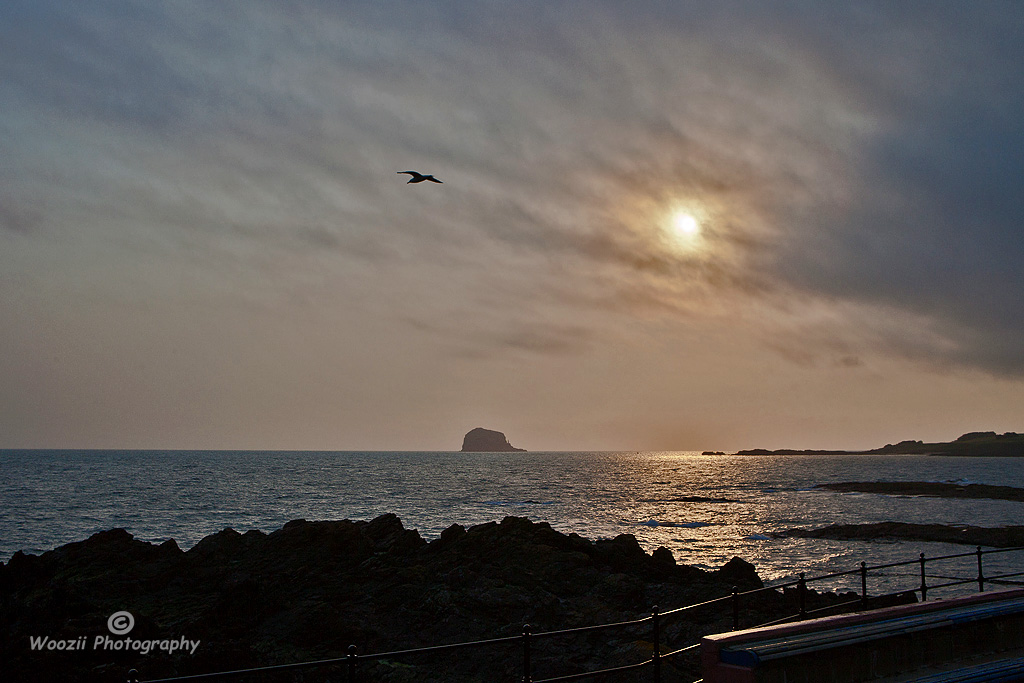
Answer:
[{"xmin": 461, "ymin": 427, "xmax": 526, "ymax": 452}]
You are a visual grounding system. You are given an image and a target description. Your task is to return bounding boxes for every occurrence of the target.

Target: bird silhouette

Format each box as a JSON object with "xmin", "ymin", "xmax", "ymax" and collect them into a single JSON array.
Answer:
[{"xmin": 398, "ymin": 171, "xmax": 443, "ymax": 184}]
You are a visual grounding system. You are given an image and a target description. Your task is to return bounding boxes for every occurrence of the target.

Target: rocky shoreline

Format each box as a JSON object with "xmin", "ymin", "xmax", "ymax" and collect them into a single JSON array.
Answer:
[{"xmin": 2, "ymin": 515, "xmax": 865, "ymax": 683}]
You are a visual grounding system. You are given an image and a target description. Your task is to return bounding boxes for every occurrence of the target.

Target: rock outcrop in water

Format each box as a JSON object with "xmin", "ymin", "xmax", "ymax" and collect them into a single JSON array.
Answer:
[
  {"xmin": 778, "ymin": 522, "xmax": 1024, "ymax": 548},
  {"xmin": 461, "ymin": 427, "xmax": 525, "ymax": 452},
  {"xmin": 0, "ymin": 515, "xmax": 864, "ymax": 683},
  {"xmin": 819, "ymin": 481, "xmax": 1024, "ymax": 502}
]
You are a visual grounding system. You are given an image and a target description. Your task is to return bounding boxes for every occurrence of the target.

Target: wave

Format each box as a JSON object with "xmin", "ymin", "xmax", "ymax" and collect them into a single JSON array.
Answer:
[
  {"xmin": 640, "ymin": 519, "xmax": 713, "ymax": 529},
  {"xmin": 481, "ymin": 500, "xmax": 554, "ymax": 506}
]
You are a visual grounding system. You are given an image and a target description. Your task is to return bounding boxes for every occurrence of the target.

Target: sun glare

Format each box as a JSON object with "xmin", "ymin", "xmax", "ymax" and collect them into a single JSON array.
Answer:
[
  {"xmin": 671, "ymin": 211, "xmax": 700, "ymax": 237},
  {"xmin": 664, "ymin": 209, "xmax": 704, "ymax": 251}
]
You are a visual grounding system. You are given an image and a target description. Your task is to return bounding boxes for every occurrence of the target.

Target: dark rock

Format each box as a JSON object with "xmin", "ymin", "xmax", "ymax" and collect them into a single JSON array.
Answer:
[
  {"xmin": 779, "ymin": 521, "xmax": 1024, "ymax": 547},
  {"xmin": 461, "ymin": 427, "xmax": 526, "ymax": 452},
  {"xmin": 652, "ymin": 546, "xmax": 676, "ymax": 566},
  {"xmin": 1, "ymin": 515, "xmax": 846, "ymax": 683},
  {"xmin": 188, "ymin": 527, "xmax": 244, "ymax": 559},
  {"xmin": 158, "ymin": 538, "xmax": 181, "ymax": 555},
  {"xmin": 715, "ymin": 557, "xmax": 762, "ymax": 590},
  {"xmin": 430, "ymin": 523, "xmax": 466, "ymax": 551},
  {"xmin": 819, "ymin": 481, "xmax": 1024, "ymax": 502}
]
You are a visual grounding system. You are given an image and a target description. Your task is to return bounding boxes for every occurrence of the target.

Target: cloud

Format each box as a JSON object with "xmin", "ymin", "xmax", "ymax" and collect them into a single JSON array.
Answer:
[
  {"xmin": 768, "ymin": 3, "xmax": 1024, "ymax": 375},
  {"xmin": 0, "ymin": 195, "xmax": 41, "ymax": 235},
  {"xmin": 3, "ymin": 0, "xmax": 1022, "ymax": 379},
  {"xmin": 479, "ymin": 324, "xmax": 594, "ymax": 358}
]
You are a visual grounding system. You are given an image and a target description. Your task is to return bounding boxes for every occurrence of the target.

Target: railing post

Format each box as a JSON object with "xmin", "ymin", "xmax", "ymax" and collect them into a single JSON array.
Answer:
[
  {"xmin": 920, "ymin": 553, "xmax": 928, "ymax": 601},
  {"xmin": 522, "ymin": 624, "xmax": 532, "ymax": 683},
  {"xmin": 731, "ymin": 587, "xmax": 740, "ymax": 630},
  {"xmin": 651, "ymin": 605, "xmax": 661, "ymax": 683},
  {"xmin": 977, "ymin": 546, "xmax": 985, "ymax": 592},
  {"xmin": 860, "ymin": 562, "xmax": 868, "ymax": 609},
  {"xmin": 347, "ymin": 644, "xmax": 357, "ymax": 683},
  {"xmin": 798, "ymin": 572, "xmax": 807, "ymax": 620}
]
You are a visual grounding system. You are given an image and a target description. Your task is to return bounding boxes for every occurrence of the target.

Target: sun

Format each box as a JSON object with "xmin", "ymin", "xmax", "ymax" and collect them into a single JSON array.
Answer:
[
  {"xmin": 670, "ymin": 211, "xmax": 701, "ymax": 238},
  {"xmin": 658, "ymin": 206, "xmax": 711, "ymax": 254}
]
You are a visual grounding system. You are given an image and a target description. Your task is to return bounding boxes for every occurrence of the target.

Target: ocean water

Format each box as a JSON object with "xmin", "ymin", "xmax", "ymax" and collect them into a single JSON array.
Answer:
[{"xmin": 2, "ymin": 450, "xmax": 1023, "ymax": 597}]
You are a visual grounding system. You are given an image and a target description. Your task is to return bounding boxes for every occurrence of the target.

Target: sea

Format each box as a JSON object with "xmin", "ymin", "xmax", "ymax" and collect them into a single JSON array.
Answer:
[{"xmin": 2, "ymin": 450, "xmax": 1023, "ymax": 599}]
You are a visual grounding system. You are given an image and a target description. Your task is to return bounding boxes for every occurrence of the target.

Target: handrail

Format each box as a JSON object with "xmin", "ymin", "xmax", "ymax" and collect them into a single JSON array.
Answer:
[
  {"xmin": 129, "ymin": 544, "xmax": 1024, "ymax": 683},
  {"xmin": 661, "ymin": 593, "xmax": 734, "ymax": 617},
  {"xmin": 530, "ymin": 614, "xmax": 652, "ymax": 639},
  {"xmin": 133, "ymin": 652, "xmax": 356, "ymax": 682},
  {"xmin": 354, "ymin": 633, "xmax": 521, "ymax": 660},
  {"xmin": 663, "ymin": 642, "xmax": 701, "ymax": 658}
]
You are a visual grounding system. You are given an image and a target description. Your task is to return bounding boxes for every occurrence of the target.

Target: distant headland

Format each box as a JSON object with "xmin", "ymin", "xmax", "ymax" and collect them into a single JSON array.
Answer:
[
  {"xmin": 735, "ymin": 431, "xmax": 1024, "ymax": 457},
  {"xmin": 461, "ymin": 427, "xmax": 526, "ymax": 452}
]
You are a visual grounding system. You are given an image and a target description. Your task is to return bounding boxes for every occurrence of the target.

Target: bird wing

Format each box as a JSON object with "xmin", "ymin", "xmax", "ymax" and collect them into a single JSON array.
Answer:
[
  {"xmin": 398, "ymin": 171, "xmax": 421, "ymax": 177},
  {"xmin": 425, "ymin": 176, "xmax": 443, "ymax": 183}
]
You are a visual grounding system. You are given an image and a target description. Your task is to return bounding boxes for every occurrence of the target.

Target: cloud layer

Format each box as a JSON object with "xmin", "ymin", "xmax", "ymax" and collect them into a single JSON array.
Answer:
[{"xmin": 2, "ymin": 1, "xmax": 1023, "ymax": 448}]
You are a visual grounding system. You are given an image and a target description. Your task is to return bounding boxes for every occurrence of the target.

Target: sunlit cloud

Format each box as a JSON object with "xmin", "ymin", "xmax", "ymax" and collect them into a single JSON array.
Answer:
[{"xmin": 1, "ymin": 0, "xmax": 1023, "ymax": 448}]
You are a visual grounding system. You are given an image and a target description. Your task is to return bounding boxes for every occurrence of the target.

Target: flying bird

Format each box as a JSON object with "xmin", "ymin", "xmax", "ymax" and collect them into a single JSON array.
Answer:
[{"xmin": 398, "ymin": 171, "xmax": 443, "ymax": 184}]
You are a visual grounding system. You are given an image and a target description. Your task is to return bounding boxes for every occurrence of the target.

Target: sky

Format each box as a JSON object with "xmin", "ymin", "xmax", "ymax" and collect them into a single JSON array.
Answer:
[{"xmin": 2, "ymin": 1, "xmax": 1023, "ymax": 452}]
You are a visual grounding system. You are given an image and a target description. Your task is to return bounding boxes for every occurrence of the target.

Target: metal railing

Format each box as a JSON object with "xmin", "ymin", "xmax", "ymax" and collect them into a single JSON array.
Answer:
[{"xmin": 127, "ymin": 545, "xmax": 1024, "ymax": 683}]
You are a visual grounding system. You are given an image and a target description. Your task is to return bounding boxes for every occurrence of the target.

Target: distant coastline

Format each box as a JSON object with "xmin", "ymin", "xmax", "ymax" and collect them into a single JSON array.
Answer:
[{"xmin": 734, "ymin": 431, "xmax": 1024, "ymax": 457}]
